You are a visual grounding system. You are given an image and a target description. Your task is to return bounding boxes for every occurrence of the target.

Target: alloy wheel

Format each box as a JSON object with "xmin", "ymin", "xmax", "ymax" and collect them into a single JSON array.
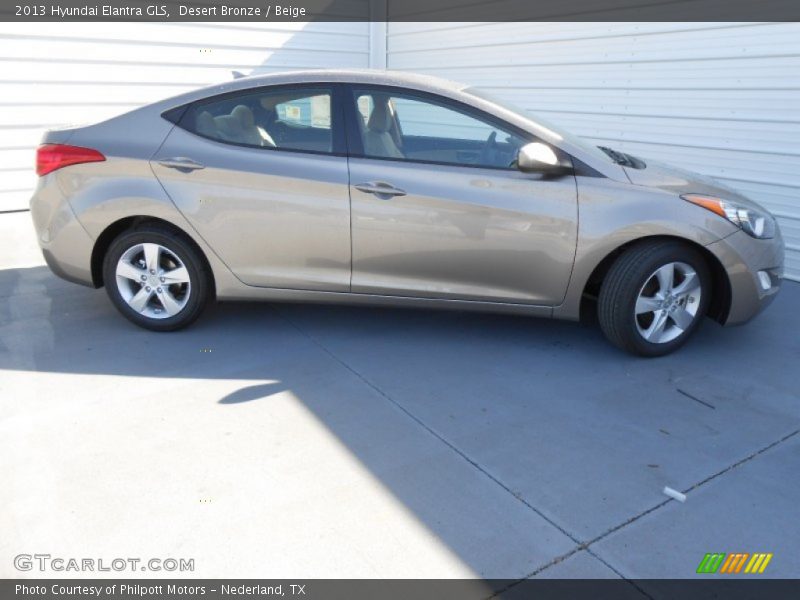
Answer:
[
  {"xmin": 634, "ymin": 261, "xmax": 702, "ymax": 344},
  {"xmin": 115, "ymin": 243, "xmax": 192, "ymax": 319}
]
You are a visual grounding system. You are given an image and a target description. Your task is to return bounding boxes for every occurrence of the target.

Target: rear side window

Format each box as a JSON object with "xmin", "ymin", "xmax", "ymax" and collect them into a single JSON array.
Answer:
[{"xmin": 178, "ymin": 87, "xmax": 333, "ymax": 154}]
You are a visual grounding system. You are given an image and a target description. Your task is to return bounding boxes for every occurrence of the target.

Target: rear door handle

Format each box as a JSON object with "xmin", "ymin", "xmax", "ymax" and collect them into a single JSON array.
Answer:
[
  {"xmin": 354, "ymin": 181, "xmax": 406, "ymax": 198},
  {"xmin": 156, "ymin": 157, "xmax": 205, "ymax": 172}
]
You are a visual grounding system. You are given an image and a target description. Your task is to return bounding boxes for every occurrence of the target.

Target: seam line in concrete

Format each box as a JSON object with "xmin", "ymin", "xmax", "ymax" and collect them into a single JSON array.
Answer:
[
  {"xmin": 503, "ymin": 427, "xmax": 800, "ymax": 595},
  {"xmin": 584, "ymin": 548, "xmax": 655, "ymax": 599},
  {"xmin": 489, "ymin": 548, "xmax": 653, "ymax": 600},
  {"xmin": 682, "ymin": 428, "xmax": 799, "ymax": 494}
]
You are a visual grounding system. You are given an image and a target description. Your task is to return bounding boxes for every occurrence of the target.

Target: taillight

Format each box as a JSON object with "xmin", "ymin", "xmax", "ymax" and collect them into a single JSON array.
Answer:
[{"xmin": 36, "ymin": 144, "xmax": 105, "ymax": 177}]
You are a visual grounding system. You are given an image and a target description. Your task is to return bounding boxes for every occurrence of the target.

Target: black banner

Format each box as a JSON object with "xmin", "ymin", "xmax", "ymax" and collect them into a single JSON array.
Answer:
[
  {"xmin": 2, "ymin": 0, "xmax": 800, "ymax": 22},
  {"xmin": 5, "ymin": 579, "xmax": 800, "ymax": 600}
]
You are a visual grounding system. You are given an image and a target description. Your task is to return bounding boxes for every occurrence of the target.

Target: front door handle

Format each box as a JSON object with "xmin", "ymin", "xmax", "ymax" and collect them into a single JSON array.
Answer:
[
  {"xmin": 156, "ymin": 157, "xmax": 205, "ymax": 172},
  {"xmin": 354, "ymin": 182, "xmax": 406, "ymax": 198}
]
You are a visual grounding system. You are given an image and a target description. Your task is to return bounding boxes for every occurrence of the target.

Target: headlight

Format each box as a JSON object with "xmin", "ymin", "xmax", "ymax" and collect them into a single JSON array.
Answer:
[{"xmin": 681, "ymin": 194, "xmax": 776, "ymax": 239}]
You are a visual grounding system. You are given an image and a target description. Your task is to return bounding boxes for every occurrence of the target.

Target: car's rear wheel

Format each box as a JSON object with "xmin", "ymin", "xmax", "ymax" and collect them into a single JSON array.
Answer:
[
  {"xmin": 598, "ymin": 241, "xmax": 711, "ymax": 356},
  {"xmin": 102, "ymin": 225, "xmax": 210, "ymax": 331}
]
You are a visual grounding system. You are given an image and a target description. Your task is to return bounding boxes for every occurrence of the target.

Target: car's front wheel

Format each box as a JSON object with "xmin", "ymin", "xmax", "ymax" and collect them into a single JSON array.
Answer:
[
  {"xmin": 598, "ymin": 240, "xmax": 711, "ymax": 356},
  {"xmin": 103, "ymin": 225, "xmax": 211, "ymax": 331}
]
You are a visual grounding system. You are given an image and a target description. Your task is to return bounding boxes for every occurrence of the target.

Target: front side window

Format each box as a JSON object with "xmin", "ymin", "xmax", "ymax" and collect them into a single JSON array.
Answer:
[
  {"xmin": 179, "ymin": 87, "xmax": 333, "ymax": 154},
  {"xmin": 352, "ymin": 89, "xmax": 527, "ymax": 169}
]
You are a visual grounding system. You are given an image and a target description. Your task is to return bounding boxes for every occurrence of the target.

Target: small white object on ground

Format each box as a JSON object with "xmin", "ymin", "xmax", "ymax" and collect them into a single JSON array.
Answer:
[{"xmin": 663, "ymin": 486, "xmax": 687, "ymax": 502}]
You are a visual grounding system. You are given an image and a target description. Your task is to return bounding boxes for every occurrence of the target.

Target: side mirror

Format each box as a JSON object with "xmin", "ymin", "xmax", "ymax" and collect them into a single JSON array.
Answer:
[{"xmin": 516, "ymin": 142, "xmax": 572, "ymax": 176}]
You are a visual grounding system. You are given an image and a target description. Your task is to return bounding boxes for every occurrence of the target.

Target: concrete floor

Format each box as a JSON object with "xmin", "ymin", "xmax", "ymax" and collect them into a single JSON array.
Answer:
[{"xmin": 2, "ymin": 212, "xmax": 799, "ymax": 587}]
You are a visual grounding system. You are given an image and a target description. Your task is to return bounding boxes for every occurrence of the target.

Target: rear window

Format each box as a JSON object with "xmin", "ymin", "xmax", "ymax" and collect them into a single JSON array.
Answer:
[{"xmin": 177, "ymin": 87, "xmax": 333, "ymax": 154}]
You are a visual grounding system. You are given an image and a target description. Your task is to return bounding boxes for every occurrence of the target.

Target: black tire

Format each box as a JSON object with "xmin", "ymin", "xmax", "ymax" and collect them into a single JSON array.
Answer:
[
  {"xmin": 597, "ymin": 240, "xmax": 711, "ymax": 357},
  {"xmin": 102, "ymin": 224, "xmax": 211, "ymax": 331}
]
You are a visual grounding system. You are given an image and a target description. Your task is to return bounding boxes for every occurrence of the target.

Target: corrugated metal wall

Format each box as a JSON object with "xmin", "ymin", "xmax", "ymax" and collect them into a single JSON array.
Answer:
[
  {"xmin": 387, "ymin": 22, "xmax": 800, "ymax": 281},
  {"xmin": 0, "ymin": 22, "xmax": 370, "ymax": 213},
  {"xmin": 3, "ymin": 22, "xmax": 798, "ymax": 281}
]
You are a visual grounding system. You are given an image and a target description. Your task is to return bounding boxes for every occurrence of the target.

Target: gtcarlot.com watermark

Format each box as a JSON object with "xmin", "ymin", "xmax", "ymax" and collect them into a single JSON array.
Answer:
[{"xmin": 14, "ymin": 553, "xmax": 194, "ymax": 573}]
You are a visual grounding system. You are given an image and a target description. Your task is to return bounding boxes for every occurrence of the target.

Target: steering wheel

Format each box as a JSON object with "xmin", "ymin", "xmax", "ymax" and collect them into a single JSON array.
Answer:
[{"xmin": 479, "ymin": 131, "xmax": 499, "ymax": 167}]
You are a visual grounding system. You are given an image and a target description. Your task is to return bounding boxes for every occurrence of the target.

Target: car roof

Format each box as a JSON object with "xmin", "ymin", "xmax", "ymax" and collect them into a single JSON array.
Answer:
[
  {"xmin": 155, "ymin": 69, "xmax": 467, "ymax": 111},
  {"xmin": 233, "ymin": 69, "xmax": 467, "ymax": 92}
]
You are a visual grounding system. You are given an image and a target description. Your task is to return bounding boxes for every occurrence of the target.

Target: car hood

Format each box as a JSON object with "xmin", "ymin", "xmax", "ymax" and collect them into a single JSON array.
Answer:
[{"xmin": 622, "ymin": 160, "xmax": 769, "ymax": 213}]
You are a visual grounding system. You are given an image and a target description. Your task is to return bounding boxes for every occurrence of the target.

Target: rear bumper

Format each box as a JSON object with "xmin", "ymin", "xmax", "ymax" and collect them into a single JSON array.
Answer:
[
  {"xmin": 706, "ymin": 228, "xmax": 784, "ymax": 325},
  {"xmin": 40, "ymin": 246, "xmax": 94, "ymax": 287},
  {"xmin": 30, "ymin": 180, "xmax": 95, "ymax": 287}
]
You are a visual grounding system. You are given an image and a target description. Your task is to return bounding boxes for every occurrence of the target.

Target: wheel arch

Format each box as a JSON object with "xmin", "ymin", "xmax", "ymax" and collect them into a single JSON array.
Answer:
[
  {"xmin": 581, "ymin": 235, "xmax": 731, "ymax": 324},
  {"xmin": 90, "ymin": 216, "xmax": 216, "ymax": 297}
]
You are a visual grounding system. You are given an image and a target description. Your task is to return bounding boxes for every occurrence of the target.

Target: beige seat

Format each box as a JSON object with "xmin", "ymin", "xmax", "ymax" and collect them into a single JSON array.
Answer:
[
  {"xmin": 212, "ymin": 114, "xmax": 240, "ymax": 142},
  {"xmin": 363, "ymin": 98, "xmax": 404, "ymax": 159},
  {"xmin": 213, "ymin": 105, "xmax": 275, "ymax": 147},
  {"xmin": 231, "ymin": 105, "xmax": 276, "ymax": 147}
]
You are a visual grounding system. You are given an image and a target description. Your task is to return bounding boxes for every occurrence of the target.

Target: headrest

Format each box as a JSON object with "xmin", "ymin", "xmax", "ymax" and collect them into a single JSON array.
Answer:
[
  {"xmin": 195, "ymin": 111, "xmax": 216, "ymax": 137},
  {"xmin": 214, "ymin": 115, "xmax": 241, "ymax": 137},
  {"xmin": 232, "ymin": 104, "xmax": 255, "ymax": 128},
  {"xmin": 367, "ymin": 97, "xmax": 394, "ymax": 133}
]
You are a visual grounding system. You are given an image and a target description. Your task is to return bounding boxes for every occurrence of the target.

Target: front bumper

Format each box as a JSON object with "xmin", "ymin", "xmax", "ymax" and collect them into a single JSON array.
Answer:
[{"xmin": 706, "ymin": 228, "xmax": 784, "ymax": 325}]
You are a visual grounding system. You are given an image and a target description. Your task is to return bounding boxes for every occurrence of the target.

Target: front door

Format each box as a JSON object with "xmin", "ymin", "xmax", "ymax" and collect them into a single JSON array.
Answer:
[{"xmin": 344, "ymin": 86, "xmax": 578, "ymax": 305}]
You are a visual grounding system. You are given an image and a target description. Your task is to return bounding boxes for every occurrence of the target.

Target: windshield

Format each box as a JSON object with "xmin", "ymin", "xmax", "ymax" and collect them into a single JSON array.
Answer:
[{"xmin": 463, "ymin": 87, "xmax": 619, "ymax": 165}]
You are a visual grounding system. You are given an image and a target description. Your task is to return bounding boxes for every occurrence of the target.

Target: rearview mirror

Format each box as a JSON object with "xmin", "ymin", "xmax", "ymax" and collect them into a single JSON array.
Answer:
[{"xmin": 516, "ymin": 142, "xmax": 571, "ymax": 176}]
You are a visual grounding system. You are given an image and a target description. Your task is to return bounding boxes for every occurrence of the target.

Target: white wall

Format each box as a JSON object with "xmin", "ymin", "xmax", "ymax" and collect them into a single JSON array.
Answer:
[
  {"xmin": 0, "ymin": 22, "xmax": 371, "ymax": 212},
  {"xmin": 387, "ymin": 22, "xmax": 800, "ymax": 281}
]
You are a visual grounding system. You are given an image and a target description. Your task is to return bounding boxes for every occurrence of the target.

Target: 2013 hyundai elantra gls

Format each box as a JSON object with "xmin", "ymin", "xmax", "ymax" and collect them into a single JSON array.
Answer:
[{"xmin": 30, "ymin": 69, "xmax": 783, "ymax": 356}]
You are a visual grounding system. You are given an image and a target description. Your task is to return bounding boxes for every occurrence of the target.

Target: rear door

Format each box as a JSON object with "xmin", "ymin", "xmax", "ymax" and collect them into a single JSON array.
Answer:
[
  {"xmin": 152, "ymin": 84, "xmax": 351, "ymax": 291},
  {"xmin": 344, "ymin": 86, "xmax": 578, "ymax": 305}
]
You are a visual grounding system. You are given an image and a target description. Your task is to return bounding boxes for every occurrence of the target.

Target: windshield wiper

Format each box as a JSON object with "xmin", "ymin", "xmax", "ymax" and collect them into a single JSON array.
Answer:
[{"xmin": 598, "ymin": 145, "xmax": 633, "ymax": 166}]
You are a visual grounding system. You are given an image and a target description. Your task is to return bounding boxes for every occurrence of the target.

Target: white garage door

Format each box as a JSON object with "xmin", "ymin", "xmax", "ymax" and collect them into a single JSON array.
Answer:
[
  {"xmin": 0, "ymin": 22, "xmax": 370, "ymax": 213},
  {"xmin": 387, "ymin": 22, "xmax": 800, "ymax": 281}
]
